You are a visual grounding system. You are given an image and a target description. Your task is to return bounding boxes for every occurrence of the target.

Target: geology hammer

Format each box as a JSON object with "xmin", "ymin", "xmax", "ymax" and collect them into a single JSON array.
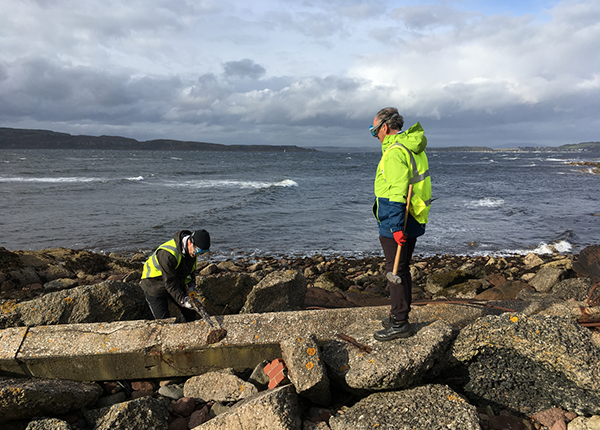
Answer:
[{"xmin": 386, "ymin": 183, "xmax": 413, "ymax": 284}]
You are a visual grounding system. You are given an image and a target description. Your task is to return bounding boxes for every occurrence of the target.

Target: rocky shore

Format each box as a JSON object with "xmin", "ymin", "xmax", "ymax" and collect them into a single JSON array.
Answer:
[{"xmin": 1, "ymin": 245, "xmax": 600, "ymax": 430}]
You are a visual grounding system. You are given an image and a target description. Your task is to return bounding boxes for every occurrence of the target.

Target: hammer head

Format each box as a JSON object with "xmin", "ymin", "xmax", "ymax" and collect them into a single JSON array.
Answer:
[{"xmin": 386, "ymin": 272, "xmax": 402, "ymax": 284}]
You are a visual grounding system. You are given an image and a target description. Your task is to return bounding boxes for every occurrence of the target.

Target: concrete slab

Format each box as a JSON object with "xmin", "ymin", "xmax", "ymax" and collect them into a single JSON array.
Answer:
[
  {"xmin": 0, "ymin": 303, "xmax": 512, "ymax": 381},
  {"xmin": 0, "ymin": 326, "xmax": 28, "ymax": 376}
]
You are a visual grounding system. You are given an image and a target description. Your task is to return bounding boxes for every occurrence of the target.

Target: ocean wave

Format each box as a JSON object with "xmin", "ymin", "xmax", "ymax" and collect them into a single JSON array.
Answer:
[
  {"xmin": 161, "ymin": 179, "xmax": 298, "ymax": 189},
  {"xmin": 510, "ymin": 240, "xmax": 573, "ymax": 255},
  {"xmin": 466, "ymin": 197, "xmax": 505, "ymax": 208},
  {"xmin": 126, "ymin": 176, "xmax": 144, "ymax": 181},
  {"xmin": 0, "ymin": 176, "xmax": 101, "ymax": 183}
]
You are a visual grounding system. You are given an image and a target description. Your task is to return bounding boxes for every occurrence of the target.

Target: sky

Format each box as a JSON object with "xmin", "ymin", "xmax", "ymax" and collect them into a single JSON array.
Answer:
[{"xmin": 0, "ymin": 0, "xmax": 599, "ymax": 148}]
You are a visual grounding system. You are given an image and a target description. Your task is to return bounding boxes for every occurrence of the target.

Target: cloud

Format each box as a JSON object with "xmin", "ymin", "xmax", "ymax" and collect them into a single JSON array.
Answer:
[{"xmin": 0, "ymin": 0, "xmax": 599, "ymax": 147}]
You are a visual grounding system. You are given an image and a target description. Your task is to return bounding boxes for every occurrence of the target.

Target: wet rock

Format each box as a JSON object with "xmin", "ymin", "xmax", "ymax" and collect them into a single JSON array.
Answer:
[
  {"xmin": 16, "ymin": 280, "xmax": 151, "ymax": 327},
  {"xmin": 195, "ymin": 273, "xmax": 256, "ymax": 315},
  {"xmin": 573, "ymin": 245, "xmax": 600, "ymax": 281},
  {"xmin": 84, "ymin": 396, "xmax": 170, "ymax": 430},
  {"xmin": 0, "ymin": 377, "xmax": 102, "ymax": 422},
  {"xmin": 453, "ymin": 313, "xmax": 600, "ymax": 415},
  {"xmin": 529, "ymin": 266, "xmax": 565, "ymax": 292},
  {"xmin": 199, "ymin": 384, "xmax": 301, "ymax": 430},
  {"xmin": 240, "ymin": 269, "xmax": 307, "ymax": 313},
  {"xmin": 322, "ymin": 320, "xmax": 453, "ymax": 393},
  {"xmin": 183, "ymin": 369, "xmax": 258, "ymax": 402},
  {"xmin": 328, "ymin": 384, "xmax": 480, "ymax": 430},
  {"xmin": 281, "ymin": 334, "xmax": 331, "ymax": 406}
]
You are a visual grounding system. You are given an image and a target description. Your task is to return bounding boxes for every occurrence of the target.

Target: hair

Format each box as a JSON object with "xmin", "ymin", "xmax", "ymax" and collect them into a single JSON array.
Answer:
[{"xmin": 376, "ymin": 107, "xmax": 404, "ymax": 131}]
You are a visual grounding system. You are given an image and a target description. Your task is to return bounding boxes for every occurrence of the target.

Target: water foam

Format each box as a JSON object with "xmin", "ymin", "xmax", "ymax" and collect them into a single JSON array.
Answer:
[{"xmin": 466, "ymin": 197, "xmax": 505, "ymax": 208}]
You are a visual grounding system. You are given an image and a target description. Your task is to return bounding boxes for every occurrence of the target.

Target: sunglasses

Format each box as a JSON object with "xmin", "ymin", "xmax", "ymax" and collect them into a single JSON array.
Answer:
[{"xmin": 192, "ymin": 245, "xmax": 210, "ymax": 256}]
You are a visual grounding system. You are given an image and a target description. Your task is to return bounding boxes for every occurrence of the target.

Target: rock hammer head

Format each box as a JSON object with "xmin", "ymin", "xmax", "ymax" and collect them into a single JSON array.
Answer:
[{"xmin": 386, "ymin": 271, "xmax": 402, "ymax": 284}]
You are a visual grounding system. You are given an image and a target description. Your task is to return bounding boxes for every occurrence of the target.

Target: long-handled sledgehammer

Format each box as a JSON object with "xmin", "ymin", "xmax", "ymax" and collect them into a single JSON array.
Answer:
[
  {"xmin": 187, "ymin": 291, "xmax": 228, "ymax": 344},
  {"xmin": 386, "ymin": 184, "xmax": 413, "ymax": 284}
]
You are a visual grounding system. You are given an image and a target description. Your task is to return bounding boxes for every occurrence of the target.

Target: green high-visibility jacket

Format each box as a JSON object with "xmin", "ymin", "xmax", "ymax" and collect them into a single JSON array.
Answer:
[{"xmin": 373, "ymin": 122, "xmax": 432, "ymax": 238}]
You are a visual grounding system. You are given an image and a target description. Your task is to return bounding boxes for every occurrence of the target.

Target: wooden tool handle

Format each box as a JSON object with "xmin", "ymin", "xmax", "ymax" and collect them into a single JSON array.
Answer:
[{"xmin": 392, "ymin": 184, "xmax": 414, "ymax": 276}]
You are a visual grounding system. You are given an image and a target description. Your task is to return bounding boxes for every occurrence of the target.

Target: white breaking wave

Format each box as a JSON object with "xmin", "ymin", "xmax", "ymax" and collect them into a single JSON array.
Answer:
[
  {"xmin": 161, "ymin": 179, "xmax": 298, "ymax": 189},
  {"xmin": 126, "ymin": 176, "xmax": 144, "ymax": 181},
  {"xmin": 466, "ymin": 197, "xmax": 505, "ymax": 208},
  {"xmin": 0, "ymin": 176, "xmax": 100, "ymax": 183},
  {"xmin": 510, "ymin": 240, "xmax": 573, "ymax": 255}
]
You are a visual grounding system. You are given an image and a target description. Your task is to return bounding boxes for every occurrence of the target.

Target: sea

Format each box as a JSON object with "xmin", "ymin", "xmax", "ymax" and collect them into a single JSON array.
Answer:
[{"xmin": 1, "ymin": 148, "xmax": 599, "ymax": 261}]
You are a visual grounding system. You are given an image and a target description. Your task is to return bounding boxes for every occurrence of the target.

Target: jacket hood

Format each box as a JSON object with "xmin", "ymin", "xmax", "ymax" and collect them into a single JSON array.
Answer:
[
  {"xmin": 382, "ymin": 122, "xmax": 427, "ymax": 155},
  {"xmin": 174, "ymin": 230, "xmax": 193, "ymax": 252}
]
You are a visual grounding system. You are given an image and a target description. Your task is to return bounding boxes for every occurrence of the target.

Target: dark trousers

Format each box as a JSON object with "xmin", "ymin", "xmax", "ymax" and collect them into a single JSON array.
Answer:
[
  {"xmin": 144, "ymin": 293, "xmax": 197, "ymax": 322},
  {"xmin": 379, "ymin": 235, "xmax": 417, "ymax": 321}
]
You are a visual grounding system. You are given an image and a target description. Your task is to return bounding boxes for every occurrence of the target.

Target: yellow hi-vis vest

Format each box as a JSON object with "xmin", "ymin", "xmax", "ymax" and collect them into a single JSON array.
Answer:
[
  {"xmin": 378, "ymin": 142, "xmax": 431, "ymax": 224},
  {"xmin": 141, "ymin": 239, "xmax": 196, "ymax": 280}
]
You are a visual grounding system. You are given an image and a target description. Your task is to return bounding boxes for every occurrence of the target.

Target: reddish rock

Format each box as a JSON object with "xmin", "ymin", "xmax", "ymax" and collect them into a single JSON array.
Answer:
[
  {"xmin": 485, "ymin": 273, "xmax": 507, "ymax": 287},
  {"xmin": 132, "ymin": 381, "xmax": 157, "ymax": 392},
  {"xmin": 168, "ymin": 417, "xmax": 188, "ymax": 430},
  {"xmin": 188, "ymin": 406, "xmax": 210, "ymax": 428},
  {"xmin": 172, "ymin": 397, "xmax": 195, "ymax": 417},
  {"xmin": 574, "ymin": 245, "xmax": 600, "ymax": 281}
]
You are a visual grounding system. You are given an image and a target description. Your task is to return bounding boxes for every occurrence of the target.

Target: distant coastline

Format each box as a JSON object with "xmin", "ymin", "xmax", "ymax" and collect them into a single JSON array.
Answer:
[
  {"xmin": 0, "ymin": 127, "xmax": 599, "ymax": 153},
  {"xmin": 0, "ymin": 127, "xmax": 316, "ymax": 153}
]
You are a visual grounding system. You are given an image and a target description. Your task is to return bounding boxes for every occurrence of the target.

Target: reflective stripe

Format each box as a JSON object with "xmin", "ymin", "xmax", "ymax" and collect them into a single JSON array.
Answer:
[{"xmin": 141, "ymin": 241, "xmax": 182, "ymax": 279}]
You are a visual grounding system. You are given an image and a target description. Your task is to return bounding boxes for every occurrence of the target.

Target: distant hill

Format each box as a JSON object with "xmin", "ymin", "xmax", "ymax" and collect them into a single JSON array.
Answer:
[
  {"xmin": 559, "ymin": 141, "xmax": 600, "ymax": 151},
  {"xmin": 0, "ymin": 127, "xmax": 316, "ymax": 152}
]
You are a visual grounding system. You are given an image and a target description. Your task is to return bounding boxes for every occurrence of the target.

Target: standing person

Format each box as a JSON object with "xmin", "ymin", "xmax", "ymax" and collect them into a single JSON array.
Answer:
[
  {"xmin": 140, "ymin": 229, "xmax": 211, "ymax": 322},
  {"xmin": 370, "ymin": 107, "xmax": 431, "ymax": 341}
]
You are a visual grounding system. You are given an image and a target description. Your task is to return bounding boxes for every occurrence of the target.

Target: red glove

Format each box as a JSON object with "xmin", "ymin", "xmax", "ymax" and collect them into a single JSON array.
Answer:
[{"xmin": 393, "ymin": 230, "xmax": 408, "ymax": 245}]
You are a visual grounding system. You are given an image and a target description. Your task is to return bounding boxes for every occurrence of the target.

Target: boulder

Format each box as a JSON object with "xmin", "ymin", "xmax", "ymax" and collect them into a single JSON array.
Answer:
[
  {"xmin": 433, "ymin": 279, "xmax": 485, "ymax": 299},
  {"xmin": 281, "ymin": 334, "xmax": 331, "ymax": 405},
  {"xmin": 84, "ymin": 396, "xmax": 170, "ymax": 430},
  {"xmin": 197, "ymin": 384, "xmax": 301, "ymax": 430},
  {"xmin": 183, "ymin": 369, "xmax": 258, "ymax": 403},
  {"xmin": 524, "ymin": 253, "xmax": 545, "ymax": 269},
  {"xmin": 322, "ymin": 320, "xmax": 454, "ymax": 393},
  {"xmin": 453, "ymin": 313, "xmax": 600, "ymax": 415},
  {"xmin": 529, "ymin": 266, "xmax": 565, "ymax": 293},
  {"xmin": 425, "ymin": 269, "xmax": 470, "ymax": 295},
  {"xmin": 0, "ymin": 377, "xmax": 102, "ymax": 422},
  {"xmin": 312, "ymin": 272, "xmax": 351, "ymax": 293},
  {"xmin": 328, "ymin": 384, "xmax": 480, "ymax": 430},
  {"xmin": 43, "ymin": 278, "xmax": 78, "ymax": 293},
  {"xmin": 304, "ymin": 287, "xmax": 356, "ymax": 309},
  {"xmin": 195, "ymin": 273, "xmax": 256, "ymax": 315},
  {"xmin": 240, "ymin": 269, "xmax": 307, "ymax": 314},
  {"xmin": 573, "ymin": 245, "xmax": 600, "ymax": 281},
  {"xmin": 25, "ymin": 418, "xmax": 72, "ymax": 429},
  {"xmin": 551, "ymin": 278, "xmax": 594, "ymax": 301},
  {"xmin": 475, "ymin": 280, "xmax": 533, "ymax": 300},
  {"xmin": 16, "ymin": 280, "xmax": 151, "ymax": 327}
]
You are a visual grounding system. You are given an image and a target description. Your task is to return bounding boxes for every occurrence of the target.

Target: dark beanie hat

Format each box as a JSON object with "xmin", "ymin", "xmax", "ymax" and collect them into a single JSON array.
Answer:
[{"xmin": 191, "ymin": 229, "xmax": 211, "ymax": 250}]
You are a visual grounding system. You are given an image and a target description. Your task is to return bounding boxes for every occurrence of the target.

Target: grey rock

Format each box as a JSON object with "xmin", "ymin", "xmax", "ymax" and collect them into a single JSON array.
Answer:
[
  {"xmin": 248, "ymin": 359, "xmax": 270, "ymax": 388},
  {"xmin": 329, "ymin": 384, "xmax": 480, "ymax": 430},
  {"xmin": 322, "ymin": 320, "xmax": 454, "ymax": 393},
  {"xmin": 84, "ymin": 396, "xmax": 170, "ymax": 430},
  {"xmin": 281, "ymin": 334, "xmax": 331, "ymax": 405},
  {"xmin": 425, "ymin": 269, "xmax": 470, "ymax": 295},
  {"xmin": 25, "ymin": 418, "xmax": 72, "ymax": 430},
  {"xmin": 195, "ymin": 272, "xmax": 257, "ymax": 315},
  {"xmin": 94, "ymin": 391, "xmax": 127, "ymax": 408},
  {"xmin": 43, "ymin": 278, "xmax": 78, "ymax": 293},
  {"xmin": 313, "ymin": 271, "xmax": 351, "ymax": 293},
  {"xmin": 199, "ymin": 384, "xmax": 301, "ymax": 430},
  {"xmin": 453, "ymin": 313, "xmax": 600, "ymax": 415},
  {"xmin": 551, "ymin": 277, "xmax": 594, "ymax": 301},
  {"xmin": 0, "ymin": 377, "xmax": 102, "ymax": 423},
  {"xmin": 158, "ymin": 384, "xmax": 184, "ymax": 400},
  {"xmin": 241, "ymin": 269, "xmax": 307, "ymax": 313},
  {"xmin": 183, "ymin": 369, "xmax": 258, "ymax": 402},
  {"xmin": 17, "ymin": 280, "xmax": 152, "ymax": 327},
  {"xmin": 528, "ymin": 266, "xmax": 565, "ymax": 293}
]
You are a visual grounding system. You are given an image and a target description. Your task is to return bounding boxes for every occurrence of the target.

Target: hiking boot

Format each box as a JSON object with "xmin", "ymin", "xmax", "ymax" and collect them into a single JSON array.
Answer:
[
  {"xmin": 381, "ymin": 315, "xmax": 392, "ymax": 328},
  {"xmin": 374, "ymin": 319, "xmax": 413, "ymax": 341}
]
